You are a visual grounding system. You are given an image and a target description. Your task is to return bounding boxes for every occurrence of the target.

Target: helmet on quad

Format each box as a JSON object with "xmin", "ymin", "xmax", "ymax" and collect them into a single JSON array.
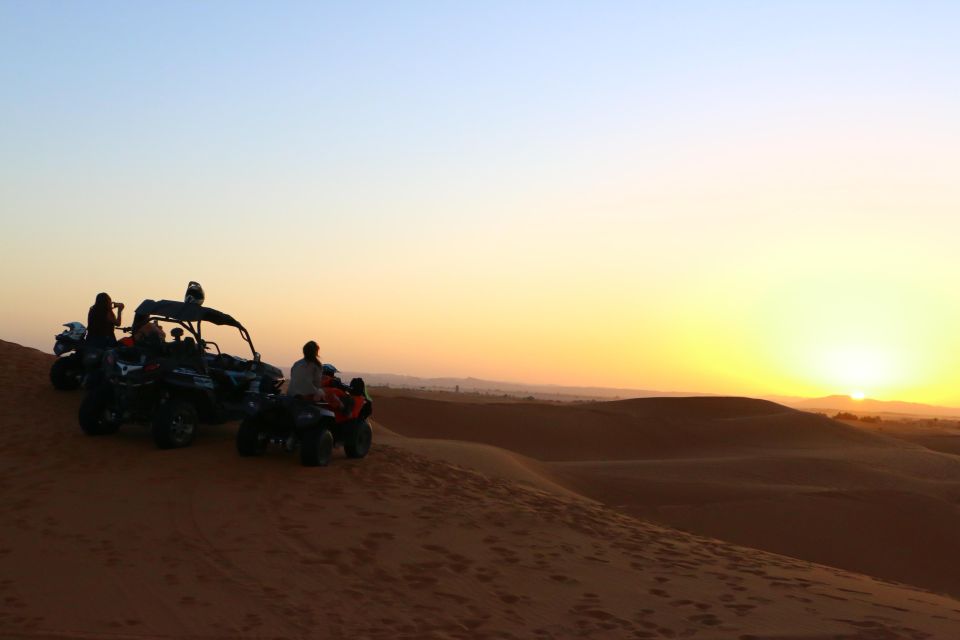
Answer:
[
  {"xmin": 185, "ymin": 281, "xmax": 205, "ymax": 305},
  {"xmin": 61, "ymin": 322, "xmax": 87, "ymax": 341},
  {"xmin": 322, "ymin": 363, "xmax": 338, "ymax": 376}
]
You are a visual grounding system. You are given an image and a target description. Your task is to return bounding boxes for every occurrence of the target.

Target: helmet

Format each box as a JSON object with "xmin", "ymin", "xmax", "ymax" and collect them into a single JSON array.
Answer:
[
  {"xmin": 322, "ymin": 363, "xmax": 339, "ymax": 376},
  {"xmin": 185, "ymin": 281, "xmax": 205, "ymax": 305},
  {"xmin": 62, "ymin": 322, "xmax": 87, "ymax": 341}
]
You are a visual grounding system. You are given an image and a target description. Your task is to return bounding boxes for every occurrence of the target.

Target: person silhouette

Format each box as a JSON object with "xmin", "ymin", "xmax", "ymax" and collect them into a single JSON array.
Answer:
[{"xmin": 86, "ymin": 292, "xmax": 124, "ymax": 348}]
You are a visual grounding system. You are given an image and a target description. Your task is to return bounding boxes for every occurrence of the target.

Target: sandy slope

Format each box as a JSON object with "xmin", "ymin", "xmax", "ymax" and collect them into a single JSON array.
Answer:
[
  {"xmin": 374, "ymin": 388, "xmax": 960, "ymax": 599},
  {"xmin": 3, "ymin": 340, "xmax": 960, "ymax": 639}
]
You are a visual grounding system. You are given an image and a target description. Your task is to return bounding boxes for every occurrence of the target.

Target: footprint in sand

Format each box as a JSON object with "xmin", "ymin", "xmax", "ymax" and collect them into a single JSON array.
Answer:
[
  {"xmin": 241, "ymin": 613, "xmax": 262, "ymax": 631},
  {"xmin": 433, "ymin": 590, "xmax": 471, "ymax": 605},
  {"xmin": 369, "ymin": 531, "xmax": 395, "ymax": 540},
  {"xmin": 688, "ymin": 613, "xmax": 721, "ymax": 626},
  {"xmin": 473, "ymin": 567, "xmax": 499, "ymax": 583},
  {"xmin": 725, "ymin": 603, "xmax": 755, "ymax": 616}
]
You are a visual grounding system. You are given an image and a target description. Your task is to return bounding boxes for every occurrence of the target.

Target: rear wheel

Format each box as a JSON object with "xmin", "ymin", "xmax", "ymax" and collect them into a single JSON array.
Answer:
[
  {"xmin": 78, "ymin": 384, "xmax": 120, "ymax": 435},
  {"xmin": 152, "ymin": 398, "xmax": 198, "ymax": 449},
  {"xmin": 300, "ymin": 428, "xmax": 333, "ymax": 467},
  {"xmin": 237, "ymin": 414, "xmax": 269, "ymax": 456},
  {"xmin": 344, "ymin": 420, "xmax": 373, "ymax": 459},
  {"xmin": 51, "ymin": 356, "xmax": 82, "ymax": 391}
]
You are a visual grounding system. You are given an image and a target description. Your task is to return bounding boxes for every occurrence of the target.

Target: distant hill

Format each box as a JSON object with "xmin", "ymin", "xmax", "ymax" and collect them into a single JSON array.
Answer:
[
  {"xmin": 779, "ymin": 394, "xmax": 960, "ymax": 419},
  {"xmin": 315, "ymin": 371, "xmax": 713, "ymax": 402}
]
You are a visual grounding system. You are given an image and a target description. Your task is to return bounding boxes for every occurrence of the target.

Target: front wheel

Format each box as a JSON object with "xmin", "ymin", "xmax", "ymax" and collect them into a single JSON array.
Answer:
[
  {"xmin": 344, "ymin": 420, "xmax": 373, "ymax": 459},
  {"xmin": 78, "ymin": 384, "xmax": 120, "ymax": 435},
  {"xmin": 51, "ymin": 356, "xmax": 82, "ymax": 391},
  {"xmin": 152, "ymin": 398, "xmax": 198, "ymax": 449},
  {"xmin": 300, "ymin": 428, "xmax": 333, "ymax": 467},
  {"xmin": 237, "ymin": 415, "xmax": 269, "ymax": 456}
]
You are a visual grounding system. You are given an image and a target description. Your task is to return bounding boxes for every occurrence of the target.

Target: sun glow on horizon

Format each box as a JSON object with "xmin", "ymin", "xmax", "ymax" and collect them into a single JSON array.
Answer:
[{"xmin": 6, "ymin": 3, "xmax": 960, "ymax": 405}]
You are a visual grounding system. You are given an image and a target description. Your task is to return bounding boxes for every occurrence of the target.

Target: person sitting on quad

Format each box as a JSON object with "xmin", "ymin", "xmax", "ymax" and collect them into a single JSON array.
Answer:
[
  {"xmin": 288, "ymin": 340, "xmax": 325, "ymax": 402},
  {"xmin": 321, "ymin": 363, "xmax": 347, "ymax": 391},
  {"xmin": 288, "ymin": 344, "xmax": 353, "ymax": 416},
  {"xmin": 321, "ymin": 363, "xmax": 355, "ymax": 416},
  {"xmin": 86, "ymin": 292, "xmax": 124, "ymax": 348},
  {"xmin": 135, "ymin": 320, "xmax": 166, "ymax": 351}
]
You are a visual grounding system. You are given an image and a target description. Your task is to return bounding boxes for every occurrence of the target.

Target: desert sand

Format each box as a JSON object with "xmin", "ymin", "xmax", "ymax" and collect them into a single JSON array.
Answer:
[{"xmin": 3, "ymin": 339, "xmax": 960, "ymax": 639}]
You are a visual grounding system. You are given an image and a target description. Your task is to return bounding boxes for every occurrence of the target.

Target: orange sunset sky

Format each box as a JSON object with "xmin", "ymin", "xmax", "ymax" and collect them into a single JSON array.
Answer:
[{"xmin": 2, "ymin": 2, "xmax": 960, "ymax": 404}]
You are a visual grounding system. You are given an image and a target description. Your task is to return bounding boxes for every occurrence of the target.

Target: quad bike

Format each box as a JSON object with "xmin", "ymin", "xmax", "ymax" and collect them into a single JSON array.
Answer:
[
  {"xmin": 50, "ymin": 322, "xmax": 102, "ymax": 390},
  {"xmin": 237, "ymin": 380, "xmax": 373, "ymax": 466}
]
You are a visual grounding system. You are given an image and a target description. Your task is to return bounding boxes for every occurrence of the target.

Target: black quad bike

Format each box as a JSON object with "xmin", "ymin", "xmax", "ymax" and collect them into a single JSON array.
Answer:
[
  {"xmin": 237, "ymin": 382, "xmax": 373, "ymax": 466},
  {"xmin": 78, "ymin": 299, "xmax": 284, "ymax": 449},
  {"xmin": 50, "ymin": 322, "xmax": 100, "ymax": 390}
]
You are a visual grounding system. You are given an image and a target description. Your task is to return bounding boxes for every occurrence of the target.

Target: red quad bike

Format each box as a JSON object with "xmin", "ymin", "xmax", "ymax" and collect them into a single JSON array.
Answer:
[{"xmin": 237, "ymin": 379, "xmax": 373, "ymax": 467}]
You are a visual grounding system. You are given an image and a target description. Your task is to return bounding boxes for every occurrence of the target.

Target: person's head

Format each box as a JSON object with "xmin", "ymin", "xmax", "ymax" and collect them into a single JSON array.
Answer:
[
  {"xmin": 131, "ymin": 313, "xmax": 148, "ymax": 334},
  {"xmin": 322, "ymin": 363, "xmax": 338, "ymax": 377},
  {"xmin": 94, "ymin": 292, "xmax": 112, "ymax": 309},
  {"xmin": 136, "ymin": 320, "xmax": 165, "ymax": 344},
  {"xmin": 303, "ymin": 340, "xmax": 320, "ymax": 366}
]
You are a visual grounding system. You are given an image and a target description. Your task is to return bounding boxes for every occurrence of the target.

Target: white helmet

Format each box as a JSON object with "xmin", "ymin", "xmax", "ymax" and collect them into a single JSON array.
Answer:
[
  {"xmin": 185, "ymin": 281, "xmax": 205, "ymax": 305},
  {"xmin": 62, "ymin": 322, "xmax": 87, "ymax": 341}
]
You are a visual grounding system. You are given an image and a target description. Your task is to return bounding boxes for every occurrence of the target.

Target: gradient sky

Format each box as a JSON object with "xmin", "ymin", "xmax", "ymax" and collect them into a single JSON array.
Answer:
[{"xmin": 3, "ymin": 1, "xmax": 960, "ymax": 403}]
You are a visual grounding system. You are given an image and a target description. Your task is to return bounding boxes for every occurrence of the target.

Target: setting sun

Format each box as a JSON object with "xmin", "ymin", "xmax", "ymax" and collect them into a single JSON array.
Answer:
[{"xmin": 850, "ymin": 391, "xmax": 866, "ymax": 401}]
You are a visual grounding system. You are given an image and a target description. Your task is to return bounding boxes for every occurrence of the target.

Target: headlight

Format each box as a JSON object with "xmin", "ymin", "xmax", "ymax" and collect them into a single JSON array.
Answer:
[
  {"xmin": 245, "ymin": 396, "xmax": 262, "ymax": 415},
  {"xmin": 294, "ymin": 409, "xmax": 317, "ymax": 428}
]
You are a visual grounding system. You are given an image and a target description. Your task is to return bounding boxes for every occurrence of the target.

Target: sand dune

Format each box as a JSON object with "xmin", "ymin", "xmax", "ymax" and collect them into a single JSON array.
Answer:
[
  {"xmin": 3, "ymin": 340, "xmax": 960, "ymax": 638},
  {"xmin": 372, "ymin": 391, "xmax": 897, "ymax": 461},
  {"xmin": 374, "ymin": 387, "xmax": 960, "ymax": 599}
]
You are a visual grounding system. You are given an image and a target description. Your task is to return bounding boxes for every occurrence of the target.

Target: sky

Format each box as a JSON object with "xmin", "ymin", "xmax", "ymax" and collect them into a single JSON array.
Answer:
[{"xmin": 2, "ymin": 1, "xmax": 960, "ymax": 404}]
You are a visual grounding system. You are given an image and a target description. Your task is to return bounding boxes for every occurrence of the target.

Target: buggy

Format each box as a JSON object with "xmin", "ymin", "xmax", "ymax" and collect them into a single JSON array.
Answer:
[{"xmin": 78, "ymin": 299, "xmax": 283, "ymax": 449}]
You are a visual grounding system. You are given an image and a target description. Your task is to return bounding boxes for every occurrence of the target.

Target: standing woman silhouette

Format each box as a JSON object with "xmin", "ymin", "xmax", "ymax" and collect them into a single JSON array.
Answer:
[{"xmin": 86, "ymin": 292, "xmax": 124, "ymax": 348}]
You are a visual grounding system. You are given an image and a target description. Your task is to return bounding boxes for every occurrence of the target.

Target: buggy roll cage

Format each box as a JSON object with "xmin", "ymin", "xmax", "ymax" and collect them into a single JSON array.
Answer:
[{"xmin": 132, "ymin": 299, "xmax": 260, "ymax": 361}]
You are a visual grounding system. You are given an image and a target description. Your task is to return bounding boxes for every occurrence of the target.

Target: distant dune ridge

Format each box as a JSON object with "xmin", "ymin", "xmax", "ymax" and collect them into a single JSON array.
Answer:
[
  {"xmin": 373, "ymin": 394, "xmax": 890, "ymax": 461},
  {"xmin": 3, "ymin": 339, "xmax": 960, "ymax": 639},
  {"xmin": 308, "ymin": 370, "xmax": 714, "ymax": 402},
  {"xmin": 341, "ymin": 371, "xmax": 960, "ymax": 418}
]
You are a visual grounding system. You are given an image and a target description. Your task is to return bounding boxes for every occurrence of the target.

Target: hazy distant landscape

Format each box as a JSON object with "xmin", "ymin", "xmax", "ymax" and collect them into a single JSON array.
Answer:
[{"xmin": 340, "ymin": 370, "xmax": 960, "ymax": 418}]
